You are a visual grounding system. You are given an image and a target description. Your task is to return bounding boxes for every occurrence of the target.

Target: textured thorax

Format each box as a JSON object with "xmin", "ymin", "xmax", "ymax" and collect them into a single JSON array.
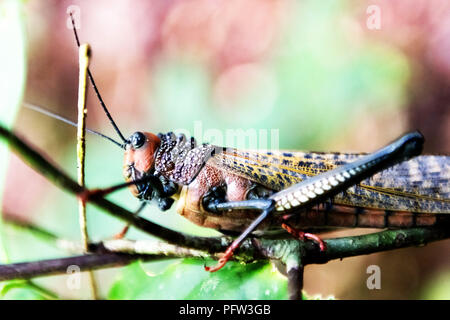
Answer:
[{"xmin": 154, "ymin": 132, "xmax": 217, "ymax": 185}]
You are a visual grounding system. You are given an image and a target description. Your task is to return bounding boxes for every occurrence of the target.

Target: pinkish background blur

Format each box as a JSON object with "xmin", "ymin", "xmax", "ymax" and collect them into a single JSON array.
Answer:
[{"xmin": 1, "ymin": 0, "xmax": 450, "ymax": 299}]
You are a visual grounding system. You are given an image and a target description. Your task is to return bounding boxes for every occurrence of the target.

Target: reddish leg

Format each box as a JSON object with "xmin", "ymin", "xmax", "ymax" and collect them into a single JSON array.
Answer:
[
  {"xmin": 113, "ymin": 225, "xmax": 130, "ymax": 239},
  {"xmin": 206, "ymin": 222, "xmax": 327, "ymax": 273},
  {"xmin": 113, "ymin": 202, "xmax": 147, "ymax": 239},
  {"xmin": 203, "ymin": 200, "xmax": 275, "ymax": 272},
  {"xmin": 281, "ymin": 223, "xmax": 327, "ymax": 251},
  {"xmin": 204, "ymin": 246, "xmax": 235, "ymax": 272}
]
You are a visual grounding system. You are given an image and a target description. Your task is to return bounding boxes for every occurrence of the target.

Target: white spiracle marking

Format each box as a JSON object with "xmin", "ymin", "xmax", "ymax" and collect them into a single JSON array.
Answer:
[
  {"xmin": 314, "ymin": 187, "xmax": 324, "ymax": 195},
  {"xmin": 322, "ymin": 184, "xmax": 331, "ymax": 191},
  {"xmin": 329, "ymin": 177, "xmax": 339, "ymax": 186},
  {"xmin": 306, "ymin": 191, "xmax": 316, "ymax": 199}
]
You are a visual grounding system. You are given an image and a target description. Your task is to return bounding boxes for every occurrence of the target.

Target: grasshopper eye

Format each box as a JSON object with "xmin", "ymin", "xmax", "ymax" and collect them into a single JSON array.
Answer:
[{"xmin": 130, "ymin": 132, "xmax": 146, "ymax": 149}]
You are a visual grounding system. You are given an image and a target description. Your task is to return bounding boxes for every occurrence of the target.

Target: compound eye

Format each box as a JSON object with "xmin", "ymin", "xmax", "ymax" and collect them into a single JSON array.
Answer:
[{"xmin": 130, "ymin": 132, "xmax": 146, "ymax": 149}]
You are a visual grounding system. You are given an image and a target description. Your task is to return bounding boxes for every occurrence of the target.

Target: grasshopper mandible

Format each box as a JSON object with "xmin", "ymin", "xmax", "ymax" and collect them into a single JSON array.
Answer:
[{"xmin": 28, "ymin": 14, "xmax": 450, "ymax": 273}]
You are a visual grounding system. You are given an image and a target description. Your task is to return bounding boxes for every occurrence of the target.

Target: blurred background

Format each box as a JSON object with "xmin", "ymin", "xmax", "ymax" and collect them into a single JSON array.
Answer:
[{"xmin": 0, "ymin": 0, "xmax": 450, "ymax": 299}]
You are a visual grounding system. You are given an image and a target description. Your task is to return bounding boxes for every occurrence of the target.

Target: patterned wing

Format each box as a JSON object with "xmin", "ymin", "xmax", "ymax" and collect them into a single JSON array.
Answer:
[{"xmin": 208, "ymin": 148, "xmax": 450, "ymax": 214}]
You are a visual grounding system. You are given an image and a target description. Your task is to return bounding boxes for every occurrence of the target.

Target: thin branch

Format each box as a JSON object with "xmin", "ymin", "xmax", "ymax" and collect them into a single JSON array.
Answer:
[
  {"xmin": 100, "ymin": 239, "xmax": 210, "ymax": 258},
  {"xmin": 3, "ymin": 213, "xmax": 85, "ymax": 254},
  {"xmin": 0, "ymin": 215, "xmax": 215, "ymax": 281},
  {"xmin": 22, "ymin": 281, "xmax": 59, "ymax": 300},
  {"xmin": 301, "ymin": 227, "xmax": 450, "ymax": 265},
  {"xmin": 3, "ymin": 213, "xmax": 59, "ymax": 245},
  {"xmin": 8, "ymin": 209, "xmax": 449, "ymax": 267},
  {"xmin": 0, "ymin": 244, "xmax": 208, "ymax": 282},
  {"xmin": 76, "ymin": 43, "xmax": 90, "ymax": 255},
  {"xmin": 1, "ymin": 226, "xmax": 450, "ymax": 283},
  {"xmin": 0, "ymin": 253, "xmax": 146, "ymax": 281},
  {"xmin": 3, "ymin": 213, "xmax": 212, "ymax": 258},
  {"xmin": 76, "ymin": 43, "xmax": 98, "ymax": 299}
]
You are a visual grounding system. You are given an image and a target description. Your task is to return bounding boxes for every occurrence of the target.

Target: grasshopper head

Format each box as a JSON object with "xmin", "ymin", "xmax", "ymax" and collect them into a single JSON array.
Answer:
[{"xmin": 123, "ymin": 131, "xmax": 161, "ymax": 197}]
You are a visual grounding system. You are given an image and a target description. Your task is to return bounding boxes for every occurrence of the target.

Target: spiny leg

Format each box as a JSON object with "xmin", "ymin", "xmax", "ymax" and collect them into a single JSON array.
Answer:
[
  {"xmin": 281, "ymin": 222, "xmax": 326, "ymax": 251},
  {"xmin": 270, "ymin": 131, "xmax": 424, "ymax": 215},
  {"xmin": 271, "ymin": 133, "xmax": 424, "ymax": 252},
  {"xmin": 204, "ymin": 198, "xmax": 326, "ymax": 273},
  {"xmin": 204, "ymin": 199, "xmax": 275, "ymax": 272}
]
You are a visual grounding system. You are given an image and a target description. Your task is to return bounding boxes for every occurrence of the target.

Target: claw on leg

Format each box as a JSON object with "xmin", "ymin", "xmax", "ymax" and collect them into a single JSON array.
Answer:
[
  {"xmin": 282, "ymin": 223, "xmax": 327, "ymax": 251},
  {"xmin": 204, "ymin": 247, "xmax": 235, "ymax": 272}
]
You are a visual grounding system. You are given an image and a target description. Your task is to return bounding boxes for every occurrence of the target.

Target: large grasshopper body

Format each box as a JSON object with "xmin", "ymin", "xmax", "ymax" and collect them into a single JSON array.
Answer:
[{"xmin": 123, "ymin": 131, "xmax": 450, "ymax": 237}]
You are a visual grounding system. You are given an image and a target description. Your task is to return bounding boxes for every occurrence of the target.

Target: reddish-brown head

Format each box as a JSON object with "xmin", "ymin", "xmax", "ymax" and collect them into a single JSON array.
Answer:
[{"xmin": 123, "ymin": 131, "xmax": 161, "ymax": 197}]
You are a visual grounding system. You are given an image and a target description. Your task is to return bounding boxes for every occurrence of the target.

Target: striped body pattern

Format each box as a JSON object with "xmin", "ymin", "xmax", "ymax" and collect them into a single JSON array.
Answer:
[{"xmin": 209, "ymin": 149, "xmax": 450, "ymax": 214}]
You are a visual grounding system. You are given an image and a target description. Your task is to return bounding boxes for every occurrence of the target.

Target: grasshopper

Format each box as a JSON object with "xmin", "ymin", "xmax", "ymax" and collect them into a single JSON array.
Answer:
[
  {"xmin": 119, "ymin": 129, "xmax": 449, "ymax": 272},
  {"xmin": 27, "ymin": 14, "xmax": 450, "ymax": 273}
]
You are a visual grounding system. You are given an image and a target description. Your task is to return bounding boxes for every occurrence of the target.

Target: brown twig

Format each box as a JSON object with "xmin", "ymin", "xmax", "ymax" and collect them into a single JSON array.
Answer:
[
  {"xmin": 1, "ymin": 226, "xmax": 449, "ymax": 286},
  {"xmin": 77, "ymin": 43, "xmax": 90, "ymax": 253},
  {"xmin": 0, "ymin": 240, "xmax": 212, "ymax": 282},
  {"xmin": 76, "ymin": 42, "xmax": 98, "ymax": 300},
  {"xmin": 0, "ymin": 253, "xmax": 146, "ymax": 281}
]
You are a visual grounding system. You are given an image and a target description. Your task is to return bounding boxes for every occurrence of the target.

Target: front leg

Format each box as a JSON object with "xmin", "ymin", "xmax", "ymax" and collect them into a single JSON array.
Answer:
[
  {"xmin": 204, "ymin": 198, "xmax": 275, "ymax": 272},
  {"xmin": 152, "ymin": 175, "xmax": 178, "ymax": 211},
  {"xmin": 204, "ymin": 197, "xmax": 326, "ymax": 272}
]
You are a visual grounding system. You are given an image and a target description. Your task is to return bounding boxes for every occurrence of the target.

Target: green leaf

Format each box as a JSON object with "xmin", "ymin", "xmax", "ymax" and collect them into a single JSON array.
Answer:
[
  {"xmin": 0, "ymin": 280, "xmax": 27, "ymax": 296},
  {"xmin": 0, "ymin": 0, "xmax": 27, "ymax": 263},
  {"xmin": 0, "ymin": 280, "xmax": 47, "ymax": 300},
  {"xmin": 108, "ymin": 259, "xmax": 288, "ymax": 300}
]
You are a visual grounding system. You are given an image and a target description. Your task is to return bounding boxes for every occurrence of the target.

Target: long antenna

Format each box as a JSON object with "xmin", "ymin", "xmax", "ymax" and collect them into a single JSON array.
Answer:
[
  {"xmin": 68, "ymin": 12, "xmax": 129, "ymax": 144},
  {"xmin": 23, "ymin": 102, "xmax": 125, "ymax": 149}
]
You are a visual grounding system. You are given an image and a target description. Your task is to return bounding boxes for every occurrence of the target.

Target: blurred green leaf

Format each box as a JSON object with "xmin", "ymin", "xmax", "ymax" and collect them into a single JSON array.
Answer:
[
  {"xmin": 0, "ymin": 0, "xmax": 26, "ymax": 125},
  {"xmin": 0, "ymin": 0, "xmax": 27, "ymax": 262},
  {"xmin": 421, "ymin": 271, "xmax": 450, "ymax": 299},
  {"xmin": 0, "ymin": 0, "xmax": 28, "ymax": 299},
  {"xmin": 108, "ymin": 259, "xmax": 288, "ymax": 300},
  {"xmin": 0, "ymin": 280, "xmax": 47, "ymax": 300}
]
